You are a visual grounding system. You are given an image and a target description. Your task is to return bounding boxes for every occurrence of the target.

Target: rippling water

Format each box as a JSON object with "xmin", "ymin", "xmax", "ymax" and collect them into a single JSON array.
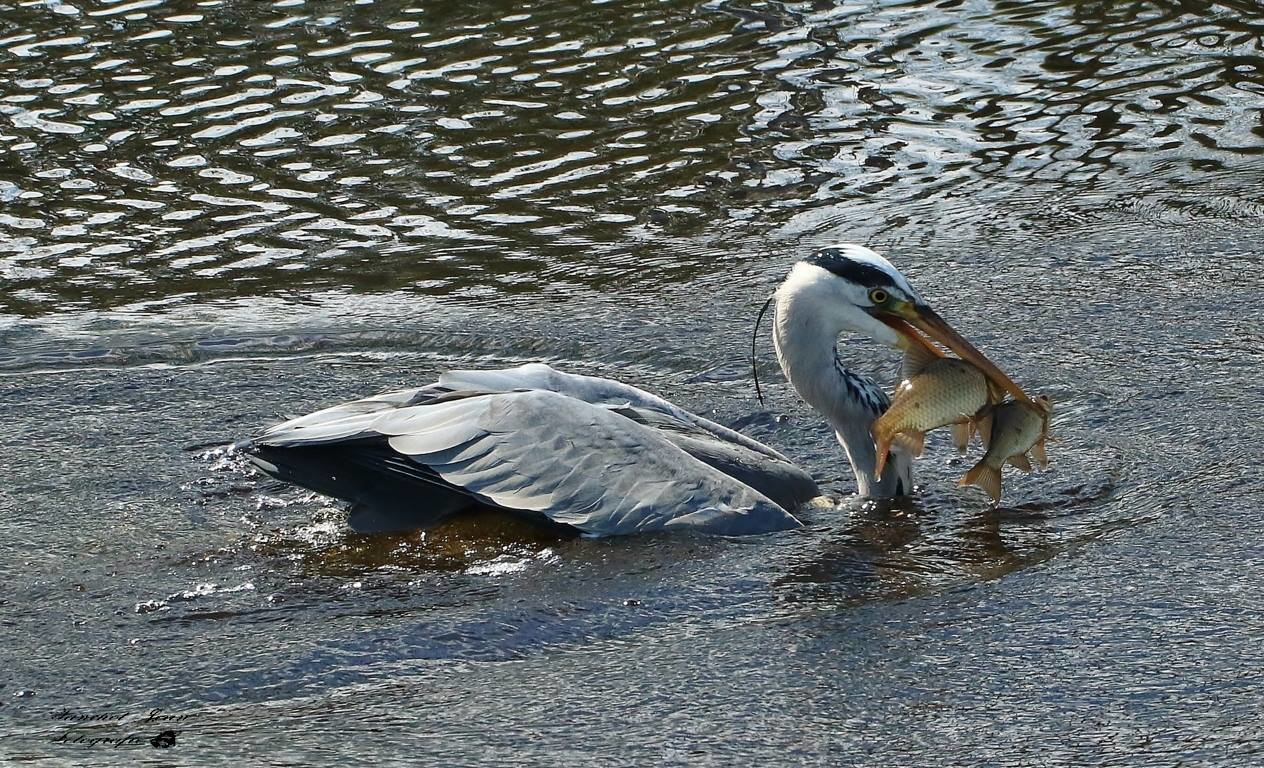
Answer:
[
  {"xmin": 3, "ymin": 0, "xmax": 1263, "ymax": 764},
  {"xmin": 3, "ymin": 0, "xmax": 1262, "ymax": 313}
]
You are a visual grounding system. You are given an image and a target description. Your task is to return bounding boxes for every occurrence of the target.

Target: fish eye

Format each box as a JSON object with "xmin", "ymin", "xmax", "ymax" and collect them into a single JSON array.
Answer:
[{"xmin": 868, "ymin": 288, "xmax": 889, "ymax": 305}]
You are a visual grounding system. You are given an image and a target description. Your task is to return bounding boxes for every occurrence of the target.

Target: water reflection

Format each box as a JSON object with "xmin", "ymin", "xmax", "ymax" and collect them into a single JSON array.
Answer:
[
  {"xmin": 2, "ymin": 0, "xmax": 1261, "ymax": 314},
  {"xmin": 179, "ymin": 425, "xmax": 1125, "ymax": 619},
  {"xmin": 772, "ymin": 474, "xmax": 1120, "ymax": 609}
]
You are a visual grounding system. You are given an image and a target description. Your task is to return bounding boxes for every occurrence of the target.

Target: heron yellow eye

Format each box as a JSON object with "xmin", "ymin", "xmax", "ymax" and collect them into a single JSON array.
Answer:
[{"xmin": 868, "ymin": 288, "xmax": 889, "ymax": 305}]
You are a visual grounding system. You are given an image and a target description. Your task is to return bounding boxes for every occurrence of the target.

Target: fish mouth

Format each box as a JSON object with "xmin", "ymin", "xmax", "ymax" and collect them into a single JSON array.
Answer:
[{"xmin": 877, "ymin": 301, "xmax": 1036, "ymax": 407}]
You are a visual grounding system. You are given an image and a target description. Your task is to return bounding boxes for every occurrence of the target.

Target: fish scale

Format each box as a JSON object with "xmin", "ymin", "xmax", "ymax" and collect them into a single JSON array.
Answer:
[
  {"xmin": 871, "ymin": 357, "xmax": 996, "ymax": 477},
  {"xmin": 887, "ymin": 359, "xmax": 990, "ymax": 431}
]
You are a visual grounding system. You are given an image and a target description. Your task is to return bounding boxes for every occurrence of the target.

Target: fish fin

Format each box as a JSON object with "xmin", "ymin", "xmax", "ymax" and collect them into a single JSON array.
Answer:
[
  {"xmin": 975, "ymin": 411, "xmax": 994, "ymax": 451},
  {"xmin": 874, "ymin": 446, "xmax": 889, "ymax": 479},
  {"xmin": 890, "ymin": 430, "xmax": 925, "ymax": 459},
  {"xmin": 959, "ymin": 462, "xmax": 1002, "ymax": 503},
  {"xmin": 872, "ymin": 430, "xmax": 892, "ymax": 478},
  {"xmin": 1008, "ymin": 453, "xmax": 1033, "ymax": 473},
  {"xmin": 950, "ymin": 421, "xmax": 973, "ymax": 453},
  {"xmin": 1031, "ymin": 439, "xmax": 1049, "ymax": 469},
  {"xmin": 901, "ymin": 340, "xmax": 940, "ymax": 379}
]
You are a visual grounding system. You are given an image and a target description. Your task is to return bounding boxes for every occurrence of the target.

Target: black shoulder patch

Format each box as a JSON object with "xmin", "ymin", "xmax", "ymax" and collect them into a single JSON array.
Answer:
[{"xmin": 806, "ymin": 248, "xmax": 895, "ymax": 288}]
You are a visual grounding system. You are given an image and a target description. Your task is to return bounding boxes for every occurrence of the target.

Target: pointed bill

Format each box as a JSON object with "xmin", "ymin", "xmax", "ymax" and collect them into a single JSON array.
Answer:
[{"xmin": 894, "ymin": 304, "xmax": 1037, "ymax": 408}]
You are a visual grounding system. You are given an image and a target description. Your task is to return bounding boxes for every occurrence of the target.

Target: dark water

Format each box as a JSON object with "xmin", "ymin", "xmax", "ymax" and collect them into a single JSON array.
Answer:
[{"xmin": 3, "ymin": 0, "xmax": 1263, "ymax": 764}]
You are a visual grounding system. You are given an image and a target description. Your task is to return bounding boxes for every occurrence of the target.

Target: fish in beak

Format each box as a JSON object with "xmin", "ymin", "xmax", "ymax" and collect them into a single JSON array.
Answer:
[
  {"xmin": 870, "ymin": 350, "xmax": 1001, "ymax": 478},
  {"xmin": 876, "ymin": 300, "xmax": 1039, "ymax": 410}
]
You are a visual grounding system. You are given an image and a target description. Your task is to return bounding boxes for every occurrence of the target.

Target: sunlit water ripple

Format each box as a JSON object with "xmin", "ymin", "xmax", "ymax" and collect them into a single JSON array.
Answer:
[{"xmin": 1, "ymin": 0, "xmax": 1262, "ymax": 313}]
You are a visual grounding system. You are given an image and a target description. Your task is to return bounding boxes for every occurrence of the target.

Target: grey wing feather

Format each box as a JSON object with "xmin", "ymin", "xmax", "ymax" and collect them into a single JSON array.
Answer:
[
  {"xmin": 604, "ymin": 404, "xmax": 818, "ymax": 511},
  {"xmin": 440, "ymin": 364, "xmax": 798, "ymax": 465},
  {"xmin": 246, "ymin": 364, "xmax": 812, "ymax": 536},
  {"xmin": 253, "ymin": 385, "xmax": 443, "ymax": 445},
  {"xmin": 378, "ymin": 390, "xmax": 800, "ymax": 535},
  {"xmin": 438, "ymin": 364, "xmax": 817, "ymax": 509}
]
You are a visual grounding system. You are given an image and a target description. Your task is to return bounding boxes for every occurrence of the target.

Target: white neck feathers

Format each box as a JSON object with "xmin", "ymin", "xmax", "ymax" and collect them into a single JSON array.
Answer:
[{"xmin": 771, "ymin": 262, "xmax": 911, "ymax": 498}]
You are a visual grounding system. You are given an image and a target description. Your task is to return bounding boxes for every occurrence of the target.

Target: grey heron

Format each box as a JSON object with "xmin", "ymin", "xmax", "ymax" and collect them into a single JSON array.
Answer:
[{"xmin": 240, "ymin": 244, "xmax": 1029, "ymax": 537}]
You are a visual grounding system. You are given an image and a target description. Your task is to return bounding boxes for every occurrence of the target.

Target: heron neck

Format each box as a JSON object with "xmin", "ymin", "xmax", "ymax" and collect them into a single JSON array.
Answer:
[{"xmin": 772, "ymin": 288, "xmax": 903, "ymax": 498}]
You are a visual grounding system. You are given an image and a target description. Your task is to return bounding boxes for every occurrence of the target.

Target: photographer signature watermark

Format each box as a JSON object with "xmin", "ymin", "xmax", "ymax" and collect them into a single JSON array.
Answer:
[{"xmin": 49, "ymin": 707, "xmax": 194, "ymax": 749}]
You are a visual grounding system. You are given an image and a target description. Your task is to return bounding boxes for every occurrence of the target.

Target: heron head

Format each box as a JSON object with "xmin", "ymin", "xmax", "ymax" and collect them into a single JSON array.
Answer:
[{"xmin": 798, "ymin": 244, "xmax": 1034, "ymax": 405}]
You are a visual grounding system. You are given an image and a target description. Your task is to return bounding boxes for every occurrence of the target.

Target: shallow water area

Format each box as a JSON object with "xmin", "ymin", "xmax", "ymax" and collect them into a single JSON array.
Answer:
[{"xmin": 3, "ymin": 0, "xmax": 1264, "ymax": 765}]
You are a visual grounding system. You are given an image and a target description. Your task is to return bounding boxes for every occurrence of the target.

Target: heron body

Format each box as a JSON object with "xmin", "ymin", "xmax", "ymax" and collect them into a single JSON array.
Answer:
[
  {"xmin": 240, "ymin": 245, "xmax": 1026, "ymax": 536},
  {"xmin": 245, "ymin": 365, "xmax": 817, "ymax": 535}
]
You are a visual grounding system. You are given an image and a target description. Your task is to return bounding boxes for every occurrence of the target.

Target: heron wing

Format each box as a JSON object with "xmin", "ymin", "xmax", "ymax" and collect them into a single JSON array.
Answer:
[
  {"xmin": 255, "ymin": 387, "xmax": 800, "ymax": 536},
  {"xmin": 252, "ymin": 385, "xmax": 442, "ymax": 444},
  {"xmin": 428, "ymin": 364, "xmax": 818, "ymax": 508},
  {"xmin": 601, "ymin": 402, "xmax": 818, "ymax": 511},
  {"xmin": 438, "ymin": 364, "xmax": 799, "ymax": 464}
]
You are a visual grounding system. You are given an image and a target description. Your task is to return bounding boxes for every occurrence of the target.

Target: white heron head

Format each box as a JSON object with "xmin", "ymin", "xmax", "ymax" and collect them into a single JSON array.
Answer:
[{"xmin": 784, "ymin": 244, "xmax": 1030, "ymax": 404}]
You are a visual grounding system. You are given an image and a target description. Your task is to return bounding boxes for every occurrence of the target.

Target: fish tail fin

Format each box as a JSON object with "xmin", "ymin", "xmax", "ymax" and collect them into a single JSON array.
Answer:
[
  {"xmin": 890, "ymin": 430, "xmax": 925, "ymax": 459},
  {"xmin": 950, "ymin": 421, "xmax": 973, "ymax": 453},
  {"xmin": 959, "ymin": 462, "xmax": 1002, "ymax": 503},
  {"xmin": 1008, "ymin": 453, "xmax": 1033, "ymax": 473},
  {"xmin": 1031, "ymin": 439, "xmax": 1049, "ymax": 469}
]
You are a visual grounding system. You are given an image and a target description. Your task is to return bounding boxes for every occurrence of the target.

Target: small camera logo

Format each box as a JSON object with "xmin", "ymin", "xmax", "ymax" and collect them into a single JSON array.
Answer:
[{"xmin": 150, "ymin": 730, "xmax": 178, "ymax": 748}]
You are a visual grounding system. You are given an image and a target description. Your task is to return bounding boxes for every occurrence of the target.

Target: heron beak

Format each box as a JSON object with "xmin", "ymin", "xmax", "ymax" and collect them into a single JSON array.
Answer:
[{"xmin": 880, "ymin": 301, "xmax": 1036, "ymax": 406}]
